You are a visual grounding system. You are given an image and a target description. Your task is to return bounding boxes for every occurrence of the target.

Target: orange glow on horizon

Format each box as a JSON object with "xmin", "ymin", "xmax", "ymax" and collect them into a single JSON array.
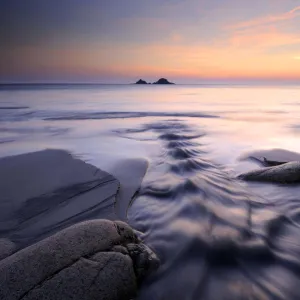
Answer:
[
  {"xmin": 1, "ymin": 3, "xmax": 300, "ymax": 82},
  {"xmin": 1, "ymin": 40, "xmax": 300, "ymax": 82},
  {"xmin": 1, "ymin": 12, "xmax": 300, "ymax": 82}
]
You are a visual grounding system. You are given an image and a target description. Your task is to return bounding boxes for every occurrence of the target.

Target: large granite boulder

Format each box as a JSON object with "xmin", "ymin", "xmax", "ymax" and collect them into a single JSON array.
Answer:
[{"xmin": 0, "ymin": 219, "xmax": 159, "ymax": 300}]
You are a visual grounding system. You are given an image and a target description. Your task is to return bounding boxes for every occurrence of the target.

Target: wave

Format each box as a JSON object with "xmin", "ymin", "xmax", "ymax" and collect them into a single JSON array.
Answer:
[
  {"xmin": 0, "ymin": 110, "xmax": 219, "ymax": 123},
  {"xmin": 0, "ymin": 106, "xmax": 29, "ymax": 110},
  {"xmin": 0, "ymin": 138, "xmax": 15, "ymax": 144},
  {"xmin": 125, "ymin": 119, "xmax": 300, "ymax": 300},
  {"xmin": 0, "ymin": 126, "xmax": 71, "ymax": 143},
  {"xmin": 113, "ymin": 120, "xmax": 206, "ymax": 144},
  {"xmin": 45, "ymin": 111, "xmax": 219, "ymax": 121},
  {"xmin": 167, "ymin": 147, "xmax": 204, "ymax": 160},
  {"xmin": 0, "ymin": 106, "xmax": 220, "ymax": 123},
  {"xmin": 0, "ymin": 126, "xmax": 70, "ymax": 135},
  {"xmin": 159, "ymin": 133, "xmax": 205, "ymax": 141}
]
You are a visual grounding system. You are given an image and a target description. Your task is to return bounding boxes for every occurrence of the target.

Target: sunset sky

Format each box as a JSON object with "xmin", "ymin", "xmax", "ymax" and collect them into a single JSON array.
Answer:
[{"xmin": 1, "ymin": 0, "xmax": 300, "ymax": 83}]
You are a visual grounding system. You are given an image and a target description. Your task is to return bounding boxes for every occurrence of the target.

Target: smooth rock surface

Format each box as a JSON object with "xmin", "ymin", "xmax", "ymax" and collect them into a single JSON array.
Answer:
[
  {"xmin": 238, "ymin": 148, "xmax": 300, "ymax": 183},
  {"xmin": 0, "ymin": 149, "xmax": 120, "ymax": 249},
  {"xmin": 237, "ymin": 161, "xmax": 300, "ymax": 183}
]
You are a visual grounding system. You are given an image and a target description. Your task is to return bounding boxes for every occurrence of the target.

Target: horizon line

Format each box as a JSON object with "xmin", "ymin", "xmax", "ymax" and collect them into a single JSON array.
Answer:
[{"xmin": 0, "ymin": 80, "xmax": 299, "ymax": 85}]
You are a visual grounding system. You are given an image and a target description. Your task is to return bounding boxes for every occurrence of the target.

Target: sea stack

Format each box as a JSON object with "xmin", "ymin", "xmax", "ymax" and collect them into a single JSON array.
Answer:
[
  {"xmin": 135, "ymin": 79, "xmax": 148, "ymax": 84},
  {"xmin": 153, "ymin": 78, "xmax": 174, "ymax": 85}
]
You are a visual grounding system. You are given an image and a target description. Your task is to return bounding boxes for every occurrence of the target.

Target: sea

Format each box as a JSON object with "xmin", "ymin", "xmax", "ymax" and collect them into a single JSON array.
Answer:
[{"xmin": 1, "ymin": 83, "xmax": 300, "ymax": 299}]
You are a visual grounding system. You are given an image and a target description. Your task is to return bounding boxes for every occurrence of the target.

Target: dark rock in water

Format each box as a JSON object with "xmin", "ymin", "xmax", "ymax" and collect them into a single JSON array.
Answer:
[
  {"xmin": 126, "ymin": 243, "xmax": 160, "ymax": 282},
  {"xmin": 0, "ymin": 150, "xmax": 157, "ymax": 300},
  {"xmin": 248, "ymin": 156, "xmax": 287, "ymax": 167},
  {"xmin": 135, "ymin": 79, "xmax": 148, "ymax": 84},
  {"xmin": 0, "ymin": 150, "xmax": 149, "ymax": 249},
  {"xmin": 135, "ymin": 78, "xmax": 174, "ymax": 84},
  {"xmin": 237, "ymin": 161, "xmax": 300, "ymax": 183},
  {"xmin": 0, "ymin": 220, "xmax": 159, "ymax": 300},
  {"xmin": 261, "ymin": 157, "xmax": 287, "ymax": 167},
  {"xmin": 0, "ymin": 149, "xmax": 120, "ymax": 249},
  {"xmin": 153, "ymin": 78, "xmax": 174, "ymax": 85}
]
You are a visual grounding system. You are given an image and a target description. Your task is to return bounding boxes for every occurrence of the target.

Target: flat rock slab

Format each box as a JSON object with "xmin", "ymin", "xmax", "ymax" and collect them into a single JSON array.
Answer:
[{"xmin": 0, "ymin": 149, "xmax": 120, "ymax": 249}]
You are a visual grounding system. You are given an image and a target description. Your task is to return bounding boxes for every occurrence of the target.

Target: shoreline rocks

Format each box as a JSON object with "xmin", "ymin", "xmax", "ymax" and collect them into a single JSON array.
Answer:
[
  {"xmin": 0, "ymin": 220, "xmax": 159, "ymax": 300},
  {"xmin": 237, "ymin": 161, "xmax": 300, "ymax": 183},
  {"xmin": 237, "ymin": 148, "xmax": 300, "ymax": 183},
  {"xmin": 0, "ymin": 149, "xmax": 158, "ymax": 299}
]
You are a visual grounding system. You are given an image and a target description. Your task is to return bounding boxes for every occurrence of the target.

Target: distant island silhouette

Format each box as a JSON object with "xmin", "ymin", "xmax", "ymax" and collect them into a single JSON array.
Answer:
[
  {"xmin": 153, "ymin": 78, "xmax": 174, "ymax": 84},
  {"xmin": 135, "ymin": 78, "xmax": 174, "ymax": 85},
  {"xmin": 135, "ymin": 79, "xmax": 148, "ymax": 84}
]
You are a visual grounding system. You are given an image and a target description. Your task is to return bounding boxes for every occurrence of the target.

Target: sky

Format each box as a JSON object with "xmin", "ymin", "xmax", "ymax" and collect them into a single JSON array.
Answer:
[{"xmin": 0, "ymin": 0, "xmax": 300, "ymax": 83}]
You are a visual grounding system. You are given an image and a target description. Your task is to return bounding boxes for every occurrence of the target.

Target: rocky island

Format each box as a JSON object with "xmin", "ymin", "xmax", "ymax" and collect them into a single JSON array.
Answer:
[
  {"xmin": 135, "ymin": 78, "xmax": 174, "ymax": 85},
  {"xmin": 153, "ymin": 78, "xmax": 174, "ymax": 84},
  {"xmin": 135, "ymin": 79, "xmax": 148, "ymax": 84}
]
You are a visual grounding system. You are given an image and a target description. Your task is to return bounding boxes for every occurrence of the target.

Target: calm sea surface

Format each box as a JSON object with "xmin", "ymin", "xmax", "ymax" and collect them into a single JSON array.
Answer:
[{"xmin": 1, "ymin": 84, "xmax": 300, "ymax": 299}]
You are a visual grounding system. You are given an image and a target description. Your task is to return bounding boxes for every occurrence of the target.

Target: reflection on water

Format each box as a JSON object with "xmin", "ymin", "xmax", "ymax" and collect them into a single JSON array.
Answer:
[{"xmin": 1, "ymin": 84, "xmax": 300, "ymax": 299}]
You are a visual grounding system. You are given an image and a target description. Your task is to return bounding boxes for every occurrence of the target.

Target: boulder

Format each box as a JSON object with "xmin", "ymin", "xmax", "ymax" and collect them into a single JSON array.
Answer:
[
  {"xmin": 0, "ymin": 150, "xmax": 159, "ymax": 299},
  {"xmin": 237, "ymin": 161, "xmax": 300, "ymax": 183},
  {"xmin": 0, "ymin": 219, "xmax": 159, "ymax": 300}
]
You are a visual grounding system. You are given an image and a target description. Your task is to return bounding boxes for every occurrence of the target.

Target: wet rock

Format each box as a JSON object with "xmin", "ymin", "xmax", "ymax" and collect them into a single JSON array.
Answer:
[
  {"xmin": 237, "ymin": 161, "xmax": 300, "ymax": 183},
  {"xmin": 127, "ymin": 243, "xmax": 160, "ymax": 281},
  {"xmin": 0, "ymin": 239, "xmax": 15, "ymax": 260}
]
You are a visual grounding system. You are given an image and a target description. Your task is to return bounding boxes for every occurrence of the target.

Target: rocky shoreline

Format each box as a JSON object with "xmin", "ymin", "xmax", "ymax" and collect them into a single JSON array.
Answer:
[{"xmin": 0, "ymin": 149, "xmax": 159, "ymax": 299}]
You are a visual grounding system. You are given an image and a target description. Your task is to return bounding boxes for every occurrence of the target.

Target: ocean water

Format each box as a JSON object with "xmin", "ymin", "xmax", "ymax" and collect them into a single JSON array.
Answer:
[{"xmin": 1, "ymin": 84, "xmax": 300, "ymax": 299}]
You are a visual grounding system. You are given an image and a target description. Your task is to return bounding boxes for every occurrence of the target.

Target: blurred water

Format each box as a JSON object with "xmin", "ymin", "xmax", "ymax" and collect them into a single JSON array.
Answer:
[
  {"xmin": 1, "ymin": 84, "xmax": 300, "ymax": 160},
  {"xmin": 1, "ymin": 84, "xmax": 300, "ymax": 299}
]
